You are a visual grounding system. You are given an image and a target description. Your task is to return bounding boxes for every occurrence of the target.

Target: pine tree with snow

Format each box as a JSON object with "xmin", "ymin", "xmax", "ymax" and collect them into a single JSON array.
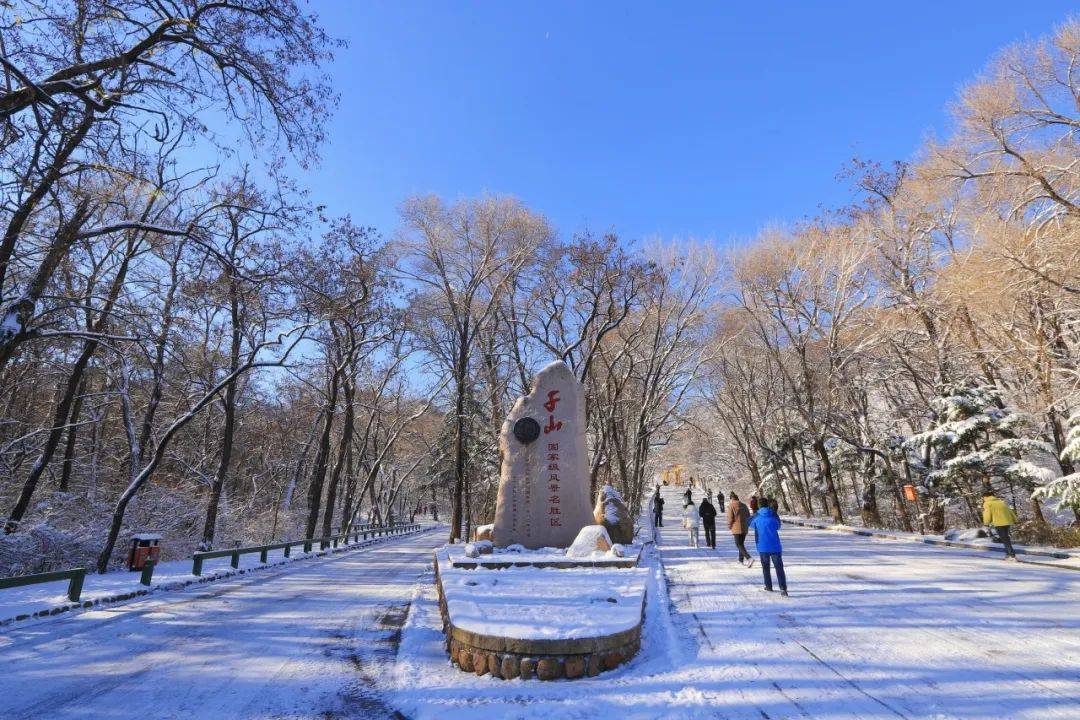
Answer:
[
  {"xmin": 1034, "ymin": 410, "xmax": 1080, "ymax": 512},
  {"xmin": 905, "ymin": 382, "xmax": 1059, "ymax": 526}
]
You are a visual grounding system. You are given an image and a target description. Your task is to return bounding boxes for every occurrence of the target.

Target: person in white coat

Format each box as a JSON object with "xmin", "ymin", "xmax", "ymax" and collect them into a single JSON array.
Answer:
[{"xmin": 682, "ymin": 501, "xmax": 701, "ymax": 548}]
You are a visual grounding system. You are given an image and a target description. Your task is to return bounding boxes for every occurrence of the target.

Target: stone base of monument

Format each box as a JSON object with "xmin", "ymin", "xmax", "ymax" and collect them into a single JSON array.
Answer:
[{"xmin": 434, "ymin": 548, "xmax": 647, "ymax": 680}]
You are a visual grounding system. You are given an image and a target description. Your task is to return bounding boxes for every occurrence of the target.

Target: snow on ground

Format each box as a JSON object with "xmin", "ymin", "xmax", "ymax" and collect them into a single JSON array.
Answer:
[
  {"xmin": 388, "ymin": 486, "xmax": 1080, "ymax": 719},
  {"xmin": 388, "ymin": 541, "xmax": 687, "ymax": 720},
  {"xmin": 444, "ymin": 540, "xmax": 640, "ymax": 567},
  {"xmin": 781, "ymin": 515, "xmax": 1079, "ymax": 568},
  {"xmin": 438, "ymin": 555, "xmax": 647, "ymax": 639},
  {"xmin": 0, "ymin": 529, "xmax": 442, "ymax": 719},
  {"xmin": 3, "ymin": 489, "xmax": 1078, "ymax": 720},
  {"xmin": 0, "ymin": 526, "xmax": 428, "ymax": 623}
]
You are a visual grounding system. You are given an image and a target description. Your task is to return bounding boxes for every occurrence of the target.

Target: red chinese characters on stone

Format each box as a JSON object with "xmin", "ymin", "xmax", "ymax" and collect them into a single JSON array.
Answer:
[
  {"xmin": 543, "ymin": 415, "xmax": 563, "ymax": 434},
  {"xmin": 543, "ymin": 396, "xmax": 563, "ymax": 435},
  {"xmin": 544, "ymin": 437, "xmax": 563, "ymax": 526}
]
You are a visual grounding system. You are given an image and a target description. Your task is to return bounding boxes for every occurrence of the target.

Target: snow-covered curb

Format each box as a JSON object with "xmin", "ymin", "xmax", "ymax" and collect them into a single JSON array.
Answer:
[
  {"xmin": 781, "ymin": 516, "xmax": 1080, "ymax": 570},
  {"xmin": 0, "ymin": 524, "xmax": 437, "ymax": 627}
]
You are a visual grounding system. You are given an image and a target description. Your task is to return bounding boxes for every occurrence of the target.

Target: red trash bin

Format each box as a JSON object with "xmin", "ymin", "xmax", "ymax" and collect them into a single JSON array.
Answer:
[{"xmin": 128, "ymin": 533, "xmax": 162, "ymax": 571}]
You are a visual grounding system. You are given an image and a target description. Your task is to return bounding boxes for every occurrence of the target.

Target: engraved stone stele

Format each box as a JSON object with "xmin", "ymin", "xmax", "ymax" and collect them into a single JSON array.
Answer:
[{"xmin": 493, "ymin": 361, "xmax": 594, "ymax": 548}]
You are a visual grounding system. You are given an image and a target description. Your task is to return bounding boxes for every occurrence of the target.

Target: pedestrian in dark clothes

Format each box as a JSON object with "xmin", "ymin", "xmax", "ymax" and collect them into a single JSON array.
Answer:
[
  {"xmin": 684, "ymin": 487, "xmax": 693, "ymax": 505},
  {"xmin": 653, "ymin": 493, "xmax": 665, "ymax": 527},
  {"xmin": 749, "ymin": 495, "xmax": 760, "ymax": 514},
  {"xmin": 749, "ymin": 504, "xmax": 788, "ymax": 595},
  {"xmin": 716, "ymin": 492, "xmax": 725, "ymax": 512},
  {"xmin": 699, "ymin": 495, "xmax": 718, "ymax": 549},
  {"xmin": 726, "ymin": 492, "xmax": 753, "ymax": 566}
]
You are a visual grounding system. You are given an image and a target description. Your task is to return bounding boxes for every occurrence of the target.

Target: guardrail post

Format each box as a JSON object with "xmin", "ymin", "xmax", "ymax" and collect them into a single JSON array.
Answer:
[
  {"xmin": 140, "ymin": 558, "xmax": 155, "ymax": 587},
  {"xmin": 193, "ymin": 556, "xmax": 203, "ymax": 576},
  {"xmin": 284, "ymin": 543, "xmax": 291, "ymax": 558},
  {"xmin": 260, "ymin": 548, "xmax": 269, "ymax": 563},
  {"xmin": 303, "ymin": 540, "xmax": 312, "ymax": 553},
  {"xmin": 231, "ymin": 551, "xmax": 240, "ymax": 569},
  {"xmin": 68, "ymin": 568, "xmax": 86, "ymax": 602}
]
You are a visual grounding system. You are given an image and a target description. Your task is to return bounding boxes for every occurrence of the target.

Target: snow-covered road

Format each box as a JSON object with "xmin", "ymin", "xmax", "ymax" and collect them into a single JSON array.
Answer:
[
  {"xmin": 0, "ymin": 528, "xmax": 443, "ymax": 719},
  {"xmin": 658, "ymin": 486, "xmax": 1080, "ymax": 719},
  {"xmin": 4, "ymin": 496, "xmax": 1079, "ymax": 720}
]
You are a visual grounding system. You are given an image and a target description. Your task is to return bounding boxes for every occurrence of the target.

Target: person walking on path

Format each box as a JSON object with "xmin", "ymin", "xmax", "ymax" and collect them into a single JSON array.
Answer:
[
  {"xmin": 983, "ymin": 488, "xmax": 1018, "ymax": 560},
  {"xmin": 726, "ymin": 492, "xmax": 753, "ymax": 566},
  {"xmin": 749, "ymin": 503, "xmax": 788, "ymax": 595},
  {"xmin": 699, "ymin": 494, "xmax": 718, "ymax": 549},
  {"xmin": 684, "ymin": 486, "xmax": 693, "ymax": 505},
  {"xmin": 682, "ymin": 500, "xmax": 701, "ymax": 548},
  {"xmin": 653, "ymin": 492, "xmax": 665, "ymax": 527},
  {"xmin": 749, "ymin": 495, "xmax": 760, "ymax": 514},
  {"xmin": 716, "ymin": 492, "xmax": 725, "ymax": 513}
]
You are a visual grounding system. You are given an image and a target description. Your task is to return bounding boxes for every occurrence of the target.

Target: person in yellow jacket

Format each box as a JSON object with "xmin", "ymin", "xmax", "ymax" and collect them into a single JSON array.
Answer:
[{"xmin": 983, "ymin": 489, "xmax": 1018, "ymax": 560}]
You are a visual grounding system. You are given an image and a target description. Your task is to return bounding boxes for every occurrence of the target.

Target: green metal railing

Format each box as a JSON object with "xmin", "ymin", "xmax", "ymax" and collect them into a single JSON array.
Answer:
[
  {"xmin": 0, "ymin": 567, "xmax": 86, "ymax": 602},
  {"xmin": 191, "ymin": 522, "xmax": 422, "ymax": 576},
  {"xmin": 0, "ymin": 524, "xmax": 424, "ymax": 607}
]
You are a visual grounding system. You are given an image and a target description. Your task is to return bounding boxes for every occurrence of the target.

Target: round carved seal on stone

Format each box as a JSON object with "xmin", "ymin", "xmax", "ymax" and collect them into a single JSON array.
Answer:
[{"xmin": 513, "ymin": 417, "xmax": 541, "ymax": 444}]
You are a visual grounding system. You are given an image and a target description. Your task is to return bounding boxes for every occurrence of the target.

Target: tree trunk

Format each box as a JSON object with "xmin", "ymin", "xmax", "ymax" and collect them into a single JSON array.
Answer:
[
  {"xmin": 58, "ymin": 374, "xmax": 88, "ymax": 492},
  {"xmin": 322, "ymin": 375, "xmax": 354, "ymax": 536},
  {"xmin": 813, "ymin": 438, "xmax": 844, "ymax": 523},
  {"xmin": 199, "ymin": 280, "xmax": 242, "ymax": 551},
  {"xmin": 305, "ymin": 369, "xmax": 340, "ymax": 539},
  {"xmin": 448, "ymin": 324, "xmax": 469, "ymax": 543},
  {"xmin": 340, "ymin": 443, "xmax": 356, "ymax": 534}
]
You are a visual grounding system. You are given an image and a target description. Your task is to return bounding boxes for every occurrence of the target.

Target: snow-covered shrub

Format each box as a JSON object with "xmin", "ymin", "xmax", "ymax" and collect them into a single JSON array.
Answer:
[
  {"xmin": 905, "ymin": 383, "xmax": 1059, "ymax": 510},
  {"xmin": 1034, "ymin": 410, "xmax": 1080, "ymax": 511}
]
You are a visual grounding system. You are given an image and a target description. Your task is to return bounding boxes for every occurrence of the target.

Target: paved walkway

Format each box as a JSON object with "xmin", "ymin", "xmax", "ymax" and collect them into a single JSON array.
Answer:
[
  {"xmin": 655, "ymin": 485, "xmax": 1080, "ymax": 719},
  {"xmin": 0, "ymin": 529, "xmax": 442, "ymax": 719}
]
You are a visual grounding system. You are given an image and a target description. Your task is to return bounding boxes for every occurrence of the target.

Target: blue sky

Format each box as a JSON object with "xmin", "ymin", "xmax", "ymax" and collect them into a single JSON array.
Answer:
[{"xmin": 297, "ymin": 1, "xmax": 1071, "ymax": 248}]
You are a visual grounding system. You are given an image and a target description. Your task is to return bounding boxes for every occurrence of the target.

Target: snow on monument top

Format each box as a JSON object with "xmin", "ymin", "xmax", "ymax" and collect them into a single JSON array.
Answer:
[{"xmin": 493, "ymin": 361, "xmax": 594, "ymax": 548}]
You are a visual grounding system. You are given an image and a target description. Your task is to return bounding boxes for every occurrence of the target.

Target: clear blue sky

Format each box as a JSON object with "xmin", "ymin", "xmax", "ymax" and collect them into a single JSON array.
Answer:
[{"xmin": 299, "ymin": 1, "xmax": 1071, "ymax": 247}]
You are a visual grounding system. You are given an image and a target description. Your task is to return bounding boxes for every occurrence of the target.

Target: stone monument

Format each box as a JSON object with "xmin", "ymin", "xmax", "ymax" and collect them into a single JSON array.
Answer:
[{"xmin": 492, "ymin": 361, "xmax": 594, "ymax": 548}]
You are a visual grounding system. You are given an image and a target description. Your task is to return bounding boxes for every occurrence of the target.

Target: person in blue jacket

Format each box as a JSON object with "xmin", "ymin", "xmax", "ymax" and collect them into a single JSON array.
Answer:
[{"xmin": 748, "ymin": 504, "xmax": 788, "ymax": 596}]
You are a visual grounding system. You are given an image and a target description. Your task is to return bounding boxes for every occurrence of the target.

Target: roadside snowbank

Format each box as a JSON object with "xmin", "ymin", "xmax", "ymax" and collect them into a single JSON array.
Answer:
[{"xmin": 781, "ymin": 515, "xmax": 1079, "ymax": 569}]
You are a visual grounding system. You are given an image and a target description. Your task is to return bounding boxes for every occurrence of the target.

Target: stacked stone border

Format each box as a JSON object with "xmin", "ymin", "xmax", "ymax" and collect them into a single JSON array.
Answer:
[
  {"xmin": 1, "ymin": 525, "xmax": 435, "ymax": 627},
  {"xmin": 434, "ymin": 550, "xmax": 645, "ymax": 680}
]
